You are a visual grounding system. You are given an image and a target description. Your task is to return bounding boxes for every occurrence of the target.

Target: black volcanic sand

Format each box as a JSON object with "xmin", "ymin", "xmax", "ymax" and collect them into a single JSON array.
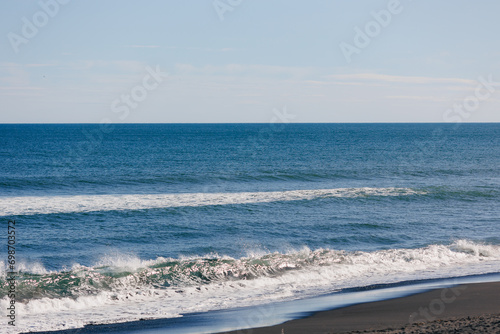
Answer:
[{"xmin": 220, "ymin": 281, "xmax": 500, "ymax": 334}]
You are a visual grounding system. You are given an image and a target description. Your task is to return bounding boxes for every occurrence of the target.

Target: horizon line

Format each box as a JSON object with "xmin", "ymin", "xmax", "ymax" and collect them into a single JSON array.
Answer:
[{"xmin": 1, "ymin": 122, "xmax": 499, "ymax": 125}]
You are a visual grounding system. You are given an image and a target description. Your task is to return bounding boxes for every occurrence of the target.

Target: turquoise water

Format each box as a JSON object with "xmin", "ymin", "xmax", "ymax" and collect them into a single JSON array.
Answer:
[{"xmin": 1, "ymin": 123, "xmax": 500, "ymax": 331}]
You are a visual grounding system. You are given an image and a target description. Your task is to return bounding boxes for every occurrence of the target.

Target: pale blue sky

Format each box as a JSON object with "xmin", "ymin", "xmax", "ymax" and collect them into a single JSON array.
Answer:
[{"xmin": 1, "ymin": 0, "xmax": 500, "ymax": 123}]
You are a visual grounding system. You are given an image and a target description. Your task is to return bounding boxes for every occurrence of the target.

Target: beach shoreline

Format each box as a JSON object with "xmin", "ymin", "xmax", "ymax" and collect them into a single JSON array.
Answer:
[
  {"xmin": 25, "ymin": 278, "xmax": 500, "ymax": 334},
  {"xmin": 220, "ymin": 281, "xmax": 500, "ymax": 334}
]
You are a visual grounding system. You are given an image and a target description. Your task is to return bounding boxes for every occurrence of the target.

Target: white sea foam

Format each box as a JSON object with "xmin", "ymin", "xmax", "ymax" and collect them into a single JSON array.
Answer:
[
  {"xmin": 1, "ymin": 240, "xmax": 500, "ymax": 333},
  {"xmin": 0, "ymin": 187, "xmax": 424, "ymax": 216}
]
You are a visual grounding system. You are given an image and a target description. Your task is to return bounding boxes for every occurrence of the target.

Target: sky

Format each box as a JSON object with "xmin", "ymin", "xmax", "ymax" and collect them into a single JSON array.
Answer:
[{"xmin": 1, "ymin": 0, "xmax": 500, "ymax": 123}]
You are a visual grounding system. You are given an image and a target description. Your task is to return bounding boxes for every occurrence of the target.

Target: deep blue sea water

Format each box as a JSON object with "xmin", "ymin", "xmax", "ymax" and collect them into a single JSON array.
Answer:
[{"xmin": 1, "ymin": 123, "xmax": 500, "ymax": 332}]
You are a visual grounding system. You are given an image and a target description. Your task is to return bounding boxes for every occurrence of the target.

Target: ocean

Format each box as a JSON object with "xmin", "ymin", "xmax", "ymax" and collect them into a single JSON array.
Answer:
[{"xmin": 1, "ymin": 123, "xmax": 500, "ymax": 333}]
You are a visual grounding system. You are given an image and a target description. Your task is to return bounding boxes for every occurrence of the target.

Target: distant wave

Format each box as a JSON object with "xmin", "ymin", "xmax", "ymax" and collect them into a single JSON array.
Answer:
[
  {"xmin": 1, "ymin": 240, "xmax": 500, "ymax": 332},
  {"xmin": 0, "ymin": 187, "xmax": 425, "ymax": 216}
]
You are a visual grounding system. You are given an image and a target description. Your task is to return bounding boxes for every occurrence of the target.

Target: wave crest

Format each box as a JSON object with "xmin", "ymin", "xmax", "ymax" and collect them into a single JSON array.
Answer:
[
  {"xmin": 0, "ymin": 187, "xmax": 425, "ymax": 216},
  {"xmin": 2, "ymin": 240, "xmax": 499, "ymax": 300},
  {"xmin": 1, "ymin": 240, "xmax": 500, "ymax": 332}
]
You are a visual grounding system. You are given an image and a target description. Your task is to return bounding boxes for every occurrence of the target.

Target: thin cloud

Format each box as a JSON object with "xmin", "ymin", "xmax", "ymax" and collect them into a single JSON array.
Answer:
[
  {"xmin": 0, "ymin": 86, "xmax": 43, "ymax": 90},
  {"xmin": 173, "ymin": 63, "xmax": 316, "ymax": 78},
  {"xmin": 125, "ymin": 45, "xmax": 161, "ymax": 48},
  {"xmin": 327, "ymin": 73, "xmax": 475, "ymax": 85},
  {"xmin": 385, "ymin": 95, "xmax": 449, "ymax": 102},
  {"xmin": 25, "ymin": 63, "xmax": 56, "ymax": 68}
]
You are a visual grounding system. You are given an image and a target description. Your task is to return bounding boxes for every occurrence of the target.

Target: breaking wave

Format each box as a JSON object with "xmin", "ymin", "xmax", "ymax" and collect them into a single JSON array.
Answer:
[
  {"xmin": 1, "ymin": 240, "xmax": 499, "ymax": 332},
  {"xmin": 0, "ymin": 187, "xmax": 425, "ymax": 216}
]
